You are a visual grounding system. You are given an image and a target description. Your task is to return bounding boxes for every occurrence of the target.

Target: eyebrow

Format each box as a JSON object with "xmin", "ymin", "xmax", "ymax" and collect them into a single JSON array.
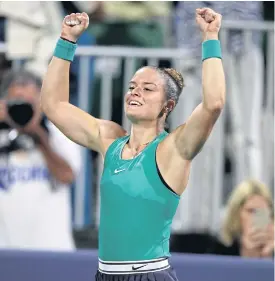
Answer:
[{"xmin": 129, "ymin": 81, "xmax": 157, "ymax": 87}]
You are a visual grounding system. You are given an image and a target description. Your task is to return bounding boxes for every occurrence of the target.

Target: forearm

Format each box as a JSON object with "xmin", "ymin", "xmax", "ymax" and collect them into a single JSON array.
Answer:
[
  {"xmin": 202, "ymin": 32, "xmax": 226, "ymax": 111},
  {"xmin": 40, "ymin": 57, "xmax": 71, "ymax": 115},
  {"xmin": 35, "ymin": 126, "xmax": 74, "ymax": 184}
]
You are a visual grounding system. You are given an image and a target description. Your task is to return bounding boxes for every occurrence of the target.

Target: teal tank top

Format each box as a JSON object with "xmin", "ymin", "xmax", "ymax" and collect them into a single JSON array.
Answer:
[{"xmin": 99, "ymin": 131, "xmax": 180, "ymax": 261}]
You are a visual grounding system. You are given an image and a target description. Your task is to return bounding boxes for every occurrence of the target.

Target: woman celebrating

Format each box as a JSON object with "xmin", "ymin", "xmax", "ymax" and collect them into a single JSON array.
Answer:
[{"xmin": 41, "ymin": 7, "xmax": 225, "ymax": 281}]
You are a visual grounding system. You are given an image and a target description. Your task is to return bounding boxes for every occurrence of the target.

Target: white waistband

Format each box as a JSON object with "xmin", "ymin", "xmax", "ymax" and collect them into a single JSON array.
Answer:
[{"xmin": 98, "ymin": 257, "xmax": 170, "ymax": 275}]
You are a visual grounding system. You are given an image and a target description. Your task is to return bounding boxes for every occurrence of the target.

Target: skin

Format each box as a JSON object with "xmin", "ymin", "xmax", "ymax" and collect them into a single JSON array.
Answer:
[
  {"xmin": 41, "ymin": 8, "xmax": 225, "ymax": 195},
  {"xmin": 0, "ymin": 83, "xmax": 74, "ymax": 184},
  {"xmin": 240, "ymin": 195, "xmax": 274, "ymax": 258}
]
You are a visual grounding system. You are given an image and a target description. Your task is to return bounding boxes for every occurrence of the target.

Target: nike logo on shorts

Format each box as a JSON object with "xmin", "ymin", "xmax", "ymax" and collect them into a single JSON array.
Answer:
[{"xmin": 132, "ymin": 264, "xmax": 147, "ymax": 270}]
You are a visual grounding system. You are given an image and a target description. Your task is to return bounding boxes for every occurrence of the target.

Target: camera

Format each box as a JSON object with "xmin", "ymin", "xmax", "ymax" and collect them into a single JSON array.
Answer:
[{"xmin": 6, "ymin": 99, "xmax": 34, "ymax": 127}]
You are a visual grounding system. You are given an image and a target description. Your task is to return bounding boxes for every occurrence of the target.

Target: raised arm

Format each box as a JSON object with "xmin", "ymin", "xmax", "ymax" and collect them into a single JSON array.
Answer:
[
  {"xmin": 157, "ymin": 8, "xmax": 225, "ymax": 194},
  {"xmin": 164, "ymin": 8, "xmax": 225, "ymax": 156},
  {"xmin": 41, "ymin": 12, "xmax": 125, "ymax": 155},
  {"xmin": 174, "ymin": 8, "xmax": 225, "ymax": 160}
]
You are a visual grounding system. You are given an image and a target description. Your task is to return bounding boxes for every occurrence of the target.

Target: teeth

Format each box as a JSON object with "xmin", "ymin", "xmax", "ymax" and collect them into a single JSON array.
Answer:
[{"xmin": 129, "ymin": 101, "xmax": 141, "ymax": 106}]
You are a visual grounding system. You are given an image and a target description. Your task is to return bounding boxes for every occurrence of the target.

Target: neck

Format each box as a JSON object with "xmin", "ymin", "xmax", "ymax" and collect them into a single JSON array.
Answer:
[{"xmin": 129, "ymin": 121, "xmax": 164, "ymax": 149}]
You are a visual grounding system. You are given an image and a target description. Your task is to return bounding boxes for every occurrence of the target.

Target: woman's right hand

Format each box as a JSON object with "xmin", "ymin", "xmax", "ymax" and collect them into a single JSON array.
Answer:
[
  {"xmin": 61, "ymin": 12, "xmax": 90, "ymax": 43},
  {"xmin": 0, "ymin": 100, "xmax": 7, "ymax": 122}
]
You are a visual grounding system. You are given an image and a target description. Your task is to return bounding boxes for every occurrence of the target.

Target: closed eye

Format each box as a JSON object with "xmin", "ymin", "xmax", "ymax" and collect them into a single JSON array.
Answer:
[{"xmin": 128, "ymin": 86, "xmax": 153, "ymax": 91}]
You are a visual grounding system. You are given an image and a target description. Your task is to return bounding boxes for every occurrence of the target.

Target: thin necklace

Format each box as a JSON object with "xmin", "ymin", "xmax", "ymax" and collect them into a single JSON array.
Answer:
[
  {"xmin": 128, "ymin": 142, "xmax": 150, "ymax": 158},
  {"xmin": 128, "ymin": 136, "xmax": 158, "ymax": 158}
]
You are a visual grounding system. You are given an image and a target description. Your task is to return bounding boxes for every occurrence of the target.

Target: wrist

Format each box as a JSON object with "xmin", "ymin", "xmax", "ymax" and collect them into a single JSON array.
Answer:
[
  {"xmin": 60, "ymin": 32, "xmax": 77, "ymax": 43},
  {"xmin": 203, "ymin": 32, "xmax": 219, "ymax": 42},
  {"xmin": 54, "ymin": 36, "xmax": 77, "ymax": 62},
  {"xmin": 202, "ymin": 39, "xmax": 222, "ymax": 61}
]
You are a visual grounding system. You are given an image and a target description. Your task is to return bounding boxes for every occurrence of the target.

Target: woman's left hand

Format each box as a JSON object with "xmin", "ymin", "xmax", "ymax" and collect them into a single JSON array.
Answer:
[{"xmin": 196, "ymin": 7, "xmax": 222, "ymax": 35}]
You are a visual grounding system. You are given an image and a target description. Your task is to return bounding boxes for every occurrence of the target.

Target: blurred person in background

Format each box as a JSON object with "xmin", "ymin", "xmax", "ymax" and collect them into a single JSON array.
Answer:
[
  {"xmin": 0, "ymin": 69, "xmax": 81, "ymax": 250},
  {"xmin": 210, "ymin": 179, "xmax": 274, "ymax": 258},
  {"xmin": 41, "ymin": 6, "xmax": 225, "ymax": 280},
  {"xmin": 102, "ymin": 1, "xmax": 171, "ymax": 21},
  {"xmin": 0, "ymin": 1, "xmax": 100, "ymax": 79},
  {"xmin": 0, "ymin": 2, "xmax": 64, "ymax": 79}
]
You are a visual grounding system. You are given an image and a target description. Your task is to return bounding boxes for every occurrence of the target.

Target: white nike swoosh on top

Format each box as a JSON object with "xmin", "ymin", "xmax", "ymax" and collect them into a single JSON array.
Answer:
[{"xmin": 114, "ymin": 168, "xmax": 126, "ymax": 174}]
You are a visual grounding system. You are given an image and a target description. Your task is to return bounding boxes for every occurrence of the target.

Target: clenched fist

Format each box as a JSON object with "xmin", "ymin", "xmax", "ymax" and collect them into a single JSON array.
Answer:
[
  {"xmin": 61, "ymin": 12, "xmax": 90, "ymax": 43},
  {"xmin": 196, "ymin": 8, "xmax": 222, "ymax": 37}
]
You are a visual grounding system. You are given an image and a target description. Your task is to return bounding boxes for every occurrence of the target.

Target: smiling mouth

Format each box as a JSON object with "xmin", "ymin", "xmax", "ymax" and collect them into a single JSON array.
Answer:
[{"xmin": 128, "ymin": 101, "xmax": 142, "ymax": 106}]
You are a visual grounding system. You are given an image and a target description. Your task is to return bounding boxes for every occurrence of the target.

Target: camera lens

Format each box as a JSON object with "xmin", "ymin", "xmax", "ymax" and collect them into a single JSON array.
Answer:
[{"xmin": 7, "ymin": 100, "xmax": 34, "ymax": 127}]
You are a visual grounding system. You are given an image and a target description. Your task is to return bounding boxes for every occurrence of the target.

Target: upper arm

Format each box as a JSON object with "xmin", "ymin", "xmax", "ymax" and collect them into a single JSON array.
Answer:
[
  {"xmin": 43, "ymin": 102, "xmax": 126, "ymax": 155},
  {"xmin": 156, "ymin": 102, "xmax": 222, "ymax": 194},
  {"xmin": 47, "ymin": 121, "xmax": 82, "ymax": 177},
  {"xmin": 161, "ymin": 102, "xmax": 222, "ymax": 161},
  {"xmin": 175, "ymin": 102, "xmax": 222, "ymax": 160}
]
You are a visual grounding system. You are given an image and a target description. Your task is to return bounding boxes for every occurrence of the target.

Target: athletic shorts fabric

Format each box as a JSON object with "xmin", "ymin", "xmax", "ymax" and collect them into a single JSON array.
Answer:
[
  {"xmin": 95, "ymin": 267, "xmax": 179, "ymax": 281},
  {"xmin": 95, "ymin": 258, "xmax": 178, "ymax": 281}
]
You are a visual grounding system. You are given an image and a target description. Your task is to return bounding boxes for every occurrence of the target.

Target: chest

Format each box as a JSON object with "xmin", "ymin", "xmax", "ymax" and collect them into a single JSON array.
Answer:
[
  {"xmin": 120, "ymin": 143, "xmax": 148, "ymax": 160},
  {"xmin": 100, "ymin": 151, "xmax": 163, "ymax": 201}
]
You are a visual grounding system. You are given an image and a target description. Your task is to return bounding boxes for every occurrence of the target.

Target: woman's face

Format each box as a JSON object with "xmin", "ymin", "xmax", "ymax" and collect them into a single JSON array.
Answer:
[
  {"xmin": 239, "ymin": 195, "xmax": 270, "ymax": 234},
  {"xmin": 124, "ymin": 67, "xmax": 167, "ymax": 124}
]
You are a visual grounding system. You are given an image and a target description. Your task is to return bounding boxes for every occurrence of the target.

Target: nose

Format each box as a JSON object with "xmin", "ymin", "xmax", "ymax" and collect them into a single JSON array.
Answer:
[{"xmin": 131, "ymin": 86, "xmax": 142, "ymax": 97}]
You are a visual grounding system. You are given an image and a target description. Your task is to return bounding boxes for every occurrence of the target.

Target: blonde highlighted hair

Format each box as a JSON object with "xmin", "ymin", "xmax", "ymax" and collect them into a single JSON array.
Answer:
[{"xmin": 221, "ymin": 179, "xmax": 274, "ymax": 246}]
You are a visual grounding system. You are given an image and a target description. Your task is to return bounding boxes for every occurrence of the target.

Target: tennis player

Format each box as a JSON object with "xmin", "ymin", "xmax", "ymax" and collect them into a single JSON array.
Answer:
[{"xmin": 41, "ymin": 7, "xmax": 225, "ymax": 281}]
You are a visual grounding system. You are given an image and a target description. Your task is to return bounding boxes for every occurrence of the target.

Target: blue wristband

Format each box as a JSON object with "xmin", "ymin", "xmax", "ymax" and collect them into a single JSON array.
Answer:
[
  {"xmin": 53, "ymin": 38, "xmax": 77, "ymax": 62},
  {"xmin": 202, "ymin": 40, "xmax": 222, "ymax": 61}
]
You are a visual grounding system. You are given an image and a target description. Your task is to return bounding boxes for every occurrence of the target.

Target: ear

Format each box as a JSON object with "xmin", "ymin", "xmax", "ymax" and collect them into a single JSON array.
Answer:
[{"xmin": 166, "ymin": 99, "xmax": 176, "ymax": 113}]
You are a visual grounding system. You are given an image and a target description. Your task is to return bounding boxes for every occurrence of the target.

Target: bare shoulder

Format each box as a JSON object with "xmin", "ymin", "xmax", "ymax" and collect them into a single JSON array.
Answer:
[
  {"xmin": 97, "ymin": 119, "xmax": 127, "ymax": 139},
  {"xmin": 96, "ymin": 119, "xmax": 127, "ymax": 156}
]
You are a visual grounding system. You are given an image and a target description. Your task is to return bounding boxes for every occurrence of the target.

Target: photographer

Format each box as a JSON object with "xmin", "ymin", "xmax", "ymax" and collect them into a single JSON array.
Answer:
[{"xmin": 0, "ymin": 69, "xmax": 81, "ymax": 250}]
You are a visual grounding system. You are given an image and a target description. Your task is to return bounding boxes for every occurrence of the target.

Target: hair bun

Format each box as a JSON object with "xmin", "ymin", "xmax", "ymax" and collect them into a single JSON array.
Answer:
[{"xmin": 163, "ymin": 68, "xmax": 184, "ymax": 91}]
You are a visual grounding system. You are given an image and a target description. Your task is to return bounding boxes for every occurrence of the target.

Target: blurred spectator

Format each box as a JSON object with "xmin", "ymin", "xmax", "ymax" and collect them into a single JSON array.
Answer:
[
  {"xmin": 0, "ymin": 69, "xmax": 81, "ymax": 250},
  {"xmin": 210, "ymin": 179, "xmax": 274, "ymax": 258},
  {"xmin": 0, "ymin": 2, "xmax": 63, "ymax": 78},
  {"xmin": 175, "ymin": 1, "xmax": 263, "ymax": 57},
  {"xmin": 62, "ymin": 1, "xmax": 104, "ymax": 22},
  {"xmin": 102, "ymin": 1, "xmax": 171, "ymax": 21}
]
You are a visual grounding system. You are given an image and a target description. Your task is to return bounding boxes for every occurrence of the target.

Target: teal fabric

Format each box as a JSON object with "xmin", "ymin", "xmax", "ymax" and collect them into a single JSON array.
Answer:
[
  {"xmin": 202, "ymin": 40, "xmax": 222, "ymax": 61},
  {"xmin": 99, "ymin": 131, "xmax": 180, "ymax": 261},
  {"xmin": 53, "ymin": 38, "xmax": 77, "ymax": 62}
]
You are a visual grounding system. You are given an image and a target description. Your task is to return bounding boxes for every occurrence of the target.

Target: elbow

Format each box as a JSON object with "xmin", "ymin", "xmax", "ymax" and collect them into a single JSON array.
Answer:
[
  {"xmin": 204, "ymin": 96, "xmax": 225, "ymax": 113},
  {"xmin": 40, "ymin": 100, "xmax": 50, "ymax": 116},
  {"xmin": 40, "ymin": 94, "xmax": 59, "ymax": 120},
  {"xmin": 40, "ymin": 91, "xmax": 51, "ymax": 115},
  {"xmin": 212, "ymin": 99, "xmax": 225, "ymax": 112}
]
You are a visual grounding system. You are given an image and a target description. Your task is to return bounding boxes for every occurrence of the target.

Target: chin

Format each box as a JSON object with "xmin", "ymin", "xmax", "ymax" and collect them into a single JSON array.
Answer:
[{"xmin": 125, "ymin": 111, "xmax": 141, "ymax": 123}]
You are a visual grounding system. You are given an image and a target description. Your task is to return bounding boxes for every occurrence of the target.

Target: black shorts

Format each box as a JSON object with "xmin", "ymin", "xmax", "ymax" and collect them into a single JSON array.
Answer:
[{"xmin": 95, "ymin": 267, "xmax": 179, "ymax": 281}]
